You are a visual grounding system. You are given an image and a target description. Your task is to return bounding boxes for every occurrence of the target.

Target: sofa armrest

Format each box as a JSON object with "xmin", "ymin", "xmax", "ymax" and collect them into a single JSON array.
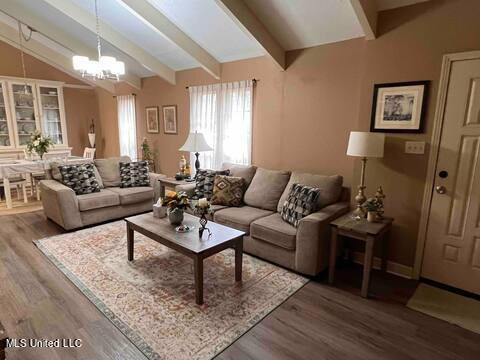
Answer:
[
  {"xmin": 149, "ymin": 172, "xmax": 166, "ymax": 202},
  {"xmin": 39, "ymin": 180, "xmax": 83, "ymax": 230},
  {"xmin": 175, "ymin": 183, "xmax": 196, "ymax": 198},
  {"xmin": 295, "ymin": 201, "xmax": 350, "ymax": 275}
]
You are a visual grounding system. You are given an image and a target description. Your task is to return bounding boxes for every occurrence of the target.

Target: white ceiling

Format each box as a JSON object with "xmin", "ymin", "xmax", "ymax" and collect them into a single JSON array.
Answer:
[
  {"xmin": 243, "ymin": 0, "xmax": 365, "ymax": 51},
  {"xmin": 0, "ymin": 0, "xmax": 432, "ymax": 83}
]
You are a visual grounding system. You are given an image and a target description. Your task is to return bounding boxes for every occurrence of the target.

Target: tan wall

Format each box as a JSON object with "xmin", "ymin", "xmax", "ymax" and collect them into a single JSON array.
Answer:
[
  {"xmin": 0, "ymin": 40, "xmax": 99, "ymax": 156},
  {"xmin": 97, "ymin": 0, "xmax": 480, "ymax": 268}
]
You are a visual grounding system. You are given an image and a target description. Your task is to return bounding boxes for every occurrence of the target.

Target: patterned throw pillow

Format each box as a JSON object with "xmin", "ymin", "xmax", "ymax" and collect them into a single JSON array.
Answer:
[
  {"xmin": 119, "ymin": 161, "xmax": 150, "ymax": 188},
  {"xmin": 58, "ymin": 163, "xmax": 101, "ymax": 195},
  {"xmin": 210, "ymin": 175, "xmax": 245, "ymax": 207},
  {"xmin": 193, "ymin": 169, "xmax": 230, "ymax": 199},
  {"xmin": 280, "ymin": 184, "xmax": 321, "ymax": 227}
]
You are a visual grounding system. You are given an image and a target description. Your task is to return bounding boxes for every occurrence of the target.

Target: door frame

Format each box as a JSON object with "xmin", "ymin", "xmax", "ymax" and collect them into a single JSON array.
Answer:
[{"xmin": 413, "ymin": 50, "xmax": 480, "ymax": 279}]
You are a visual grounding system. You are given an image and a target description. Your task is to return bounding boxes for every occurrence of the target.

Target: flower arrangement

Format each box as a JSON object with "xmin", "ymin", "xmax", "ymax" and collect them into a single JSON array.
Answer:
[
  {"xmin": 26, "ymin": 131, "xmax": 53, "ymax": 159},
  {"xmin": 163, "ymin": 190, "xmax": 189, "ymax": 210},
  {"xmin": 362, "ymin": 197, "xmax": 384, "ymax": 222}
]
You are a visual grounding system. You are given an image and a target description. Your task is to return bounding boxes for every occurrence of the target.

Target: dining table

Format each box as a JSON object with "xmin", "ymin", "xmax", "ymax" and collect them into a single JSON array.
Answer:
[{"xmin": 0, "ymin": 156, "xmax": 91, "ymax": 209}]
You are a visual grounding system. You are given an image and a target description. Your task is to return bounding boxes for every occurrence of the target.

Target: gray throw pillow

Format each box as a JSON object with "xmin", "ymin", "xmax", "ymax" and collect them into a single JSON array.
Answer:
[
  {"xmin": 244, "ymin": 168, "xmax": 291, "ymax": 211},
  {"xmin": 281, "ymin": 184, "xmax": 321, "ymax": 227},
  {"xmin": 119, "ymin": 161, "xmax": 150, "ymax": 188},
  {"xmin": 58, "ymin": 163, "xmax": 101, "ymax": 195}
]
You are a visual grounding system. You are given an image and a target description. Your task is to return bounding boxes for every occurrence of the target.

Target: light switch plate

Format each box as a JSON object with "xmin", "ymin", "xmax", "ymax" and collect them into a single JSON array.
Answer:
[{"xmin": 405, "ymin": 141, "xmax": 425, "ymax": 154}]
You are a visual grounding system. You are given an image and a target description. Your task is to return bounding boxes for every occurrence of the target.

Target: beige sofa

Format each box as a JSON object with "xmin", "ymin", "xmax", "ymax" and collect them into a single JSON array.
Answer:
[
  {"xmin": 40, "ymin": 157, "xmax": 165, "ymax": 230},
  {"xmin": 178, "ymin": 164, "xmax": 350, "ymax": 276}
]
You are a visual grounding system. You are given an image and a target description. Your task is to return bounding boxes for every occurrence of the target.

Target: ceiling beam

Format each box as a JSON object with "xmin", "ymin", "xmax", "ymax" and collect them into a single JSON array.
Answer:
[
  {"xmin": 350, "ymin": 0, "xmax": 377, "ymax": 40},
  {"xmin": 116, "ymin": 0, "xmax": 221, "ymax": 79},
  {"xmin": 0, "ymin": 1, "xmax": 141, "ymax": 89},
  {"xmin": 215, "ymin": 0, "xmax": 285, "ymax": 71},
  {"xmin": 40, "ymin": 0, "xmax": 176, "ymax": 84},
  {"xmin": 0, "ymin": 21, "xmax": 115, "ymax": 93}
]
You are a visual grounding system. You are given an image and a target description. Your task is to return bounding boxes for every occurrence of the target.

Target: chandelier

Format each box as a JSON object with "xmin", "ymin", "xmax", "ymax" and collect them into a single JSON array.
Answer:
[{"xmin": 72, "ymin": 0, "xmax": 125, "ymax": 80}]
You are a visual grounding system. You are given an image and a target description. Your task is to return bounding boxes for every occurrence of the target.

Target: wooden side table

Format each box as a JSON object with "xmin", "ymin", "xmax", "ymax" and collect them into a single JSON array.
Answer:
[
  {"xmin": 159, "ymin": 177, "xmax": 193, "ymax": 198},
  {"xmin": 328, "ymin": 212, "xmax": 393, "ymax": 298}
]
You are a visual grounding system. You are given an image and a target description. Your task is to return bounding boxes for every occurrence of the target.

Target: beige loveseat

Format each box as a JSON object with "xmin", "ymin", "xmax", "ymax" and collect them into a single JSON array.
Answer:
[
  {"xmin": 40, "ymin": 157, "xmax": 165, "ymax": 230},
  {"xmin": 178, "ymin": 164, "xmax": 350, "ymax": 276}
]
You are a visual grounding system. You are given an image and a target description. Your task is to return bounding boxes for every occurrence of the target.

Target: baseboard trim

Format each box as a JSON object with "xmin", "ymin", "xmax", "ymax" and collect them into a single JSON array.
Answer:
[{"xmin": 352, "ymin": 251, "xmax": 413, "ymax": 279}]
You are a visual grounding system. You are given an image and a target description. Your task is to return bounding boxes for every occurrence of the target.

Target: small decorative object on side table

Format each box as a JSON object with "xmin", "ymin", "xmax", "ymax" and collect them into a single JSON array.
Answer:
[
  {"xmin": 328, "ymin": 212, "xmax": 393, "ymax": 298},
  {"xmin": 362, "ymin": 197, "xmax": 384, "ymax": 222},
  {"xmin": 194, "ymin": 197, "xmax": 213, "ymax": 238},
  {"xmin": 163, "ymin": 190, "xmax": 189, "ymax": 226}
]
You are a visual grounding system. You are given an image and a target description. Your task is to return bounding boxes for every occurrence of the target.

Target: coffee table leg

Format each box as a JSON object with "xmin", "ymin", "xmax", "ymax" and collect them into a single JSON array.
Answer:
[
  {"xmin": 194, "ymin": 256, "xmax": 203, "ymax": 305},
  {"xmin": 235, "ymin": 238, "xmax": 243, "ymax": 282},
  {"xmin": 127, "ymin": 224, "xmax": 134, "ymax": 261}
]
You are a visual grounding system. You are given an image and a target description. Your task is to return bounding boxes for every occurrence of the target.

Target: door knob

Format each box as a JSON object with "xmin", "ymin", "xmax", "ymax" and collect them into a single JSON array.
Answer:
[{"xmin": 435, "ymin": 185, "xmax": 447, "ymax": 194}]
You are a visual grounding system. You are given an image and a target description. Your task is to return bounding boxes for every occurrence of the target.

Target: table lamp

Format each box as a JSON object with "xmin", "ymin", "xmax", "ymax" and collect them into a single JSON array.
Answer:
[
  {"xmin": 179, "ymin": 131, "xmax": 213, "ymax": 175},
  {"xmin": 347, "ymin": 131, "xmax": 385, "ymax": 219}
]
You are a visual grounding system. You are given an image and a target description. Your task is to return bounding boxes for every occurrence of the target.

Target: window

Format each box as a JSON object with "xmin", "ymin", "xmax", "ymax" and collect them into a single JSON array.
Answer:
[
  {"xmin": 188, "ymin": 80, "xmax": 253, "ymax": 169},
  {"xmin": 117, "ymin": 95, "xmax": 137, "ymax": 160}
]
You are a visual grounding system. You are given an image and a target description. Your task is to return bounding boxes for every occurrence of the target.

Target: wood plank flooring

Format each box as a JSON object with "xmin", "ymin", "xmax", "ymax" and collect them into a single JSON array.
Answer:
[{"xmin": 0, "ymin": 211, "xmax": 479, "ymax": 360}]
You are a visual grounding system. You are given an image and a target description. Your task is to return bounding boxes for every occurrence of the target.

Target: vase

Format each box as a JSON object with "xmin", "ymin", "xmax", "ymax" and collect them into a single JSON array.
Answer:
[
  {"xmin": 88, "ymin": 133, "xmax": 96, "ymax": 148},
  {"xmin": 168, "ymin": 208, "xmax": 184, "ymax": 226},
  {"xmin": 367, "ymin": 211, "xmax": 377, "ymax": 223}
]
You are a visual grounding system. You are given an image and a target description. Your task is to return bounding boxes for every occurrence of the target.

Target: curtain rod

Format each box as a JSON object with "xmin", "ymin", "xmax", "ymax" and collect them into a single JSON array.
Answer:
[
  {"xmin": 113, "ymin": 93, "xmax": 136, "ymax": 98},
  {"xmin": 185, "ymin": 78, "xmax": 258, "ymax": 89}
]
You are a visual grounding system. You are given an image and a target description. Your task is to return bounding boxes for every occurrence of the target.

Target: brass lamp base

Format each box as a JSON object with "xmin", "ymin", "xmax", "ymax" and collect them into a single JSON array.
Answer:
[{"xmin": 352, "ymin": 157, "xmax": 368, "ymax": 220}]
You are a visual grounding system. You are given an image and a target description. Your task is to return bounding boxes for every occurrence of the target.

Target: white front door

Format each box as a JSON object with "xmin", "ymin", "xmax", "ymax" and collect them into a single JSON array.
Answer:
[{"xmin": 422, "ymin": 57, "xmax": 480, "ymax": 295}]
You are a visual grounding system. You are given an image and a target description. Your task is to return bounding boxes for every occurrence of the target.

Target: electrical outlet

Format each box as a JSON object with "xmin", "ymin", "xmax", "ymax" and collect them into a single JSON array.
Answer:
[{"xmin": 405, "ymin": 141, "xmax": 425, "ymax": 154}]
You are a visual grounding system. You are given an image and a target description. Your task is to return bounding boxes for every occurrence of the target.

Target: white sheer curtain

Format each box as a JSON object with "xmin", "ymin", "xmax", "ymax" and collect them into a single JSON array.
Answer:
[
  {"xmin": 117, "ymin": 95, "xmax": 137, "ymax": 160},
  {"xmin": 189, "ymin": 80, "xmax": 253, "ymax": 170}
]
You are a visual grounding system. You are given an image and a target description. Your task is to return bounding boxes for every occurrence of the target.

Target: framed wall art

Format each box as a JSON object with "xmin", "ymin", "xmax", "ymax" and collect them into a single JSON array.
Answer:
[
  {"xmin": 145, "ymin": 106, "xmax": 159, "ymax": 133},
  {"xmin": 370, "ymin": 81, "xmax": 429, "ymax": 133},
  {"xmin": 163, "ymin": 105, "xmax": 177, "ymax": 134}
]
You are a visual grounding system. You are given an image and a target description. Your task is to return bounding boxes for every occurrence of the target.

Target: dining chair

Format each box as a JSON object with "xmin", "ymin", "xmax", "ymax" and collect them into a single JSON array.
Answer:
[
  {"xmin": 83, "ymin": 147, "xmax": 96, "ymax": 159},
  {"xmin": 31, "ymin": 151, "xmax": 70, "ymax": 200},
  {"xmin": 0, "ymin": 157, "xmax": 29, "ymax": 205}
]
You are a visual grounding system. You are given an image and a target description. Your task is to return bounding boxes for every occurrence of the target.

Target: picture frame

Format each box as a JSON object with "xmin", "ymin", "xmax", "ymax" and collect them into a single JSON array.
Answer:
[
  {"xmin": 145, "ymin": 106, "xmax": 159, "ymax": 133},
  {"xmin": 370, "ymin": 81, "xmax": 429, "ymax": 133},
  {"xmin": 163, "ymin": 105, "xmax": 177, "ymax": 134}
]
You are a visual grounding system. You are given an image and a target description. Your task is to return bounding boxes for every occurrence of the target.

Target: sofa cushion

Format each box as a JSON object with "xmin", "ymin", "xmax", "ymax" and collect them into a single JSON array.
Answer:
[
  {"xmin": 214, "ymin": 206, "xmax": 273, "ymax": 233},
  {"xmin": 51, "ymin": 161, "xmax": 104, "ymax": 188},
  {"xmin": 222, "ymin": 163, "xmax": 257, "ymax": 185},
  {"xmin": 58, "ymin": 163, "xmax": 101, "ymax": 195},
  {"xmin": 119, "ymin": 161, "xmax": 150, "ymax": 188},
  {"xmin": 251, "ymin": 213, "xmax": 297, "ymax": 250},
  {"xmin": 277, "ymin": 173, "xmax": 343, "ymax": 212},
  {"xmin": 193, "ymin": 169, "xmax": 230, "ymax": 199},
  {"xmin": 77, "ymin": 189, "xmax": 120, "ymax": 211},
  {"xmin": 94, "ymin": 156, "xmax": 131, "ymax": 187},
  {"xmin": 210, "ymin": 175, "xmax": 245, "ymax": 207},
  {"xmin": 244, "ymin": 168, "xmax": 291, "ymax": 211},
  {"xmin": 108, "ymin": 186, "xmax": 153, "ymax": 205},
  {"xmin": 280, "ymin": 184, "xmax": 321, "ymax": 227}
]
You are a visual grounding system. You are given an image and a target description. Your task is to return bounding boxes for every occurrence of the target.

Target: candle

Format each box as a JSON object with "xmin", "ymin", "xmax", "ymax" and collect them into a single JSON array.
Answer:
[{"xmin": 198, "ymin": 198, "xmax": 208, "ymax": 208}]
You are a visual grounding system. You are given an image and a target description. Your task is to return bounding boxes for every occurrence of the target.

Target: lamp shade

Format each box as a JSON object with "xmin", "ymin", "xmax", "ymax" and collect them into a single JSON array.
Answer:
[
  {"xmin": 179, "ymin": 131, "xmax": 213, "ymax": 152},
  {"xmin": 347, "ymin": 131, "xmax": 385, "ymax": 158}
]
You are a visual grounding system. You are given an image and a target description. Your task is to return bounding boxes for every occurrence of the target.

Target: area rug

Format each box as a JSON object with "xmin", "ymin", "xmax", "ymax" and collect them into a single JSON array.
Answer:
[
  {"xmin": 34, "ymin": 221, "xmax": 308, "ymax": 360},
  {"xmin": 407, "ymin": 283, "xmax": 480, "ymax": 334}
]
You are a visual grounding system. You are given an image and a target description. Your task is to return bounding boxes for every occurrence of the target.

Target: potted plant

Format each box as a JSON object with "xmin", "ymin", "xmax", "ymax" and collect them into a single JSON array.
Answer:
[
  {"xmin": 140, "ymin": 137, "xmax": 155, "ymax": 171},
  {"xmin": 362, "ymin": 197, "xmax": 383, "ymax": 222},
  {"xmin": 26, "ymin": 131, "xmax": 53, "ymax": 160},
  {"xmin": 163, "ymin": 190, "xmax": 189, "ymax": 225}
]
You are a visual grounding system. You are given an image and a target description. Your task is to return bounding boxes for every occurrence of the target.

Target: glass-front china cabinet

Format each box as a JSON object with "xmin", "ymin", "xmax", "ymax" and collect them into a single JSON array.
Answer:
[{"xmin": 0, "ymin": 77, "xmax": 69, "ymax": 157}]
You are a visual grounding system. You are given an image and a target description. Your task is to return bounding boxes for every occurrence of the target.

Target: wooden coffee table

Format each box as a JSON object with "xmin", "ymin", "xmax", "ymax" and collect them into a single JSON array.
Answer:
[{"xmin": 125, "ymin": 212, "xmax": 245, "ymax": 305}]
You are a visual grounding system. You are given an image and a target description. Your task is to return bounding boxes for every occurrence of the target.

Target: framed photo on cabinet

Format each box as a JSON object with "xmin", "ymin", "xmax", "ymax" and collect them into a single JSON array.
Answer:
[
  {"xmin": 370, "ymin": 81, "xmax": 429, "ymax": 133},
  {"xmin": 145, "ymin": 106, "xmax": 159, "ymax": 133},
  {"xmin": 163, "ymin": 105, "xmax": 177, "ymax": 134}
]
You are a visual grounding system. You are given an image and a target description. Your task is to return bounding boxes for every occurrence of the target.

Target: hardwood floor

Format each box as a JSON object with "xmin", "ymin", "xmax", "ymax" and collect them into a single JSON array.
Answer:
[{"xmin": 1, "ymin": 211, "xmax": 479, "ymax": 360}]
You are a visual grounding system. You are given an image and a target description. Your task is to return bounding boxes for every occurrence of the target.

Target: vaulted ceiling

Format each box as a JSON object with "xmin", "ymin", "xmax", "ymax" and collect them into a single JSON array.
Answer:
[{"xmin": 0, "ymin": 0, "xmax": 429, "ymax": 92}]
